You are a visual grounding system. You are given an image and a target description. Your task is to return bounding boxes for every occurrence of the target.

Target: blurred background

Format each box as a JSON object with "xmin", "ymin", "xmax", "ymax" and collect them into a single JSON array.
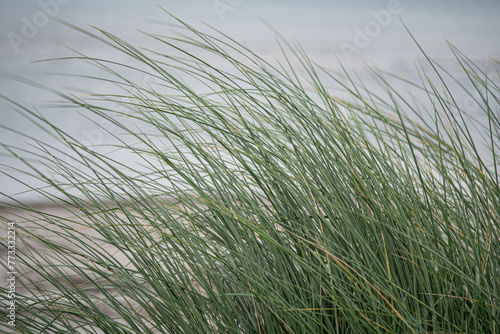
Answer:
[{"xmin": 1, "ymin": 0, "xmax": 499, "ymax": 204}]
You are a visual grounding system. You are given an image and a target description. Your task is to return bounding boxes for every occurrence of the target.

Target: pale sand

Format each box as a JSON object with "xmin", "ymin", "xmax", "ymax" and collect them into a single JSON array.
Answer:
[{"xmin": 1, "ymin": 202, "xmax": 150, "ymax": 333}]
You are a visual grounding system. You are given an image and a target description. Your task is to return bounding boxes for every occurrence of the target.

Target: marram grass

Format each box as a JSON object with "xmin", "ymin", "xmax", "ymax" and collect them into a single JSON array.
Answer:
[{"xmin": 1, "ymin": 16, "xmax": 499, "ymax": 333}]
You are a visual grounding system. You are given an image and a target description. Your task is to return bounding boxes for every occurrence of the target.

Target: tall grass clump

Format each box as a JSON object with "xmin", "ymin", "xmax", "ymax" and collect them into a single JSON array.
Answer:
[{"xmin": 1, "ymin": 16, "xmax": 499, "ymax": 333}]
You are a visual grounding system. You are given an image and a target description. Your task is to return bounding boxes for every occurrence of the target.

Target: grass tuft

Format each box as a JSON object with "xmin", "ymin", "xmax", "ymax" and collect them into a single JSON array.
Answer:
[{"xmin": 1, "ymin": 16, "xmax": 499, "ymax": 333}]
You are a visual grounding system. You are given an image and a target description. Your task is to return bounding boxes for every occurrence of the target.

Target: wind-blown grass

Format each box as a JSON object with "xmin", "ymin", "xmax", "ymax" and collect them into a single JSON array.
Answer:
[{"xmin": 1, "ymin": 16, "xmax": 499, "ymax": 333}]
